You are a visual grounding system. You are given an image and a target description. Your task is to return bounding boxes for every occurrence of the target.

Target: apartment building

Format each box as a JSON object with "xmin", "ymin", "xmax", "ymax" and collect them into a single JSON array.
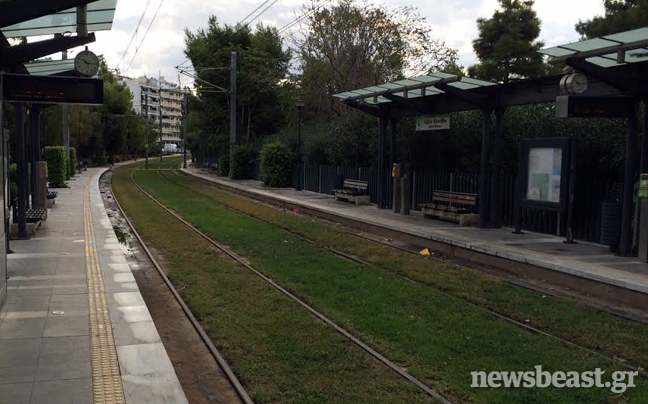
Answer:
[{"xmin": 120, "ymin": 75, "xmax": 185, "ymax": 145}]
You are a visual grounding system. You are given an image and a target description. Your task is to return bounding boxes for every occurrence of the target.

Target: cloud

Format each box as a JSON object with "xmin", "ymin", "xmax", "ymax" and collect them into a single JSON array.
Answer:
[{"xmin": 92, "ymin": 0, "xmax": 607, "ymax": 82}]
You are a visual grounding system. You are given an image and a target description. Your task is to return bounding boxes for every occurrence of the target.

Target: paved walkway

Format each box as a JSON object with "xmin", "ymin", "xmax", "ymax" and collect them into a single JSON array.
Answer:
[
  {"xmin": 0, "ymin": 168, "xmax": 187, "ymax": 404},
  {"xmin": 183, "ymin": 167, "xmax": 648, "ymax": 296}
]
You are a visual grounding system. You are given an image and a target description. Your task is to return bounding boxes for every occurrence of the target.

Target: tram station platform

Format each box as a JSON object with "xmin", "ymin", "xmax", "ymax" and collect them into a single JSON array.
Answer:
[
  {"xmin": 182, "ymin": 167, "xmax": 648, "ymax": 307},
  {"xmin": 0, "ymin": 168, "xmax": 187, "ymax": 404}
]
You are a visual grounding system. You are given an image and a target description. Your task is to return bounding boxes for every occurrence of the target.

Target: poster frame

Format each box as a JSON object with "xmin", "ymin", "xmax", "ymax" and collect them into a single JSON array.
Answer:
[{"xmin": 518, "ymin": 137, "xmax": 570, "ymax": 211}]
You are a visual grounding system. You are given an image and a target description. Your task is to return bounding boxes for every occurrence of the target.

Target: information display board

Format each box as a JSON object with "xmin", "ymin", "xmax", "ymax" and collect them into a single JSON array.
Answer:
[{"xmin": 518, "ymin": 137, "xmax": 570, "ymax": 210}]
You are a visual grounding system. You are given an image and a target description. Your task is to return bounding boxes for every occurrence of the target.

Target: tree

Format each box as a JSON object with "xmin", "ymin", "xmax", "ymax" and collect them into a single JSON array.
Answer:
[
  {"xmin": 184, "ymin": 18, "xmax": 291, "ymax": 160},
  {"xmin": 468, "ymin": 0, "xmax": 546, "ymax": 83},
  {"xmin": 297, "ymin": 0, "xmax": 457, "ymax": 118},
  {"xmin": 576, "ymin": 0, "xmax": 648, "ymax": 38}
]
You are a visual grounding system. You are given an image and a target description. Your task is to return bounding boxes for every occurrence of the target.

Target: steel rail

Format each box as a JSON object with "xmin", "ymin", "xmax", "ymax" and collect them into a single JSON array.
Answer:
[
  {"xmin": 161, "ymin": 166, "xmax": 646, "ymax": 375},
  {"xmin": 107, "ymin": 167, "xmax": 254, "ymax": 404},
  {"xmin": 128, "ymin": 166, "xmax": 454, "ymax": 404}
]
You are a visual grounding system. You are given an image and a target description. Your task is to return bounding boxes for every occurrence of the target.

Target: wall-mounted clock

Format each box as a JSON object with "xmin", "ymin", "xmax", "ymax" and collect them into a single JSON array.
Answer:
[{"xmin": 74, "ymin": 49, "xmax": 100, "ymax": 77}]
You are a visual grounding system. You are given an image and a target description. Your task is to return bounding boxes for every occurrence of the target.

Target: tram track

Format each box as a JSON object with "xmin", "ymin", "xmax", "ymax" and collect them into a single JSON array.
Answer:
[
  {"xmin": 152, "ymin": 163, "xmax": 645, "ymax": 376},
  {"xmin": 126, "ymin": 164, "xmax": 453, "ymax": 404},
  {"xmin": 106, "ymin": 164, "xmax": 254, "ymax": 404}
]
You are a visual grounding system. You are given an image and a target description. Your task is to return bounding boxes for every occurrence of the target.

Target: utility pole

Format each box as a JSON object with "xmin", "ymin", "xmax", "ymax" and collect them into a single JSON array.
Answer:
[
  {"xmin": 182, "ymin": 92, "xmax": 188, "ymax": 169},
  {"xmin": 158, "ymin": 74, "xmax": 163, "ymax": 163},
  {"xmin": 144, "ymin": 92, "xmax": 149, "ymax": 168},
  {"xmin": 229, "ymin": 51, "xmax": 237, "ymax": 165}
]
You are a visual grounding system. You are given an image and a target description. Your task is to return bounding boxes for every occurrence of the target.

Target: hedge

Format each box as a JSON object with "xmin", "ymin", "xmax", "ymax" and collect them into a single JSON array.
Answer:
[
  {"xmin": 44, "ymin": 146, "xmax": 67, "ymax": 188},
  {"xmin": 229, "ymin": 145, "xmax": 256, "ymax": 179},
  {"xmin": 219, "ymin": 153, "xmax": 230, "ymax": 176},
  {"xmin": 260, "ymin": 142, "xmax": 293, "ymax": 188},
  {"xmin": 69, "ymin": 147, "xmax": 78, "ymax": 177}
]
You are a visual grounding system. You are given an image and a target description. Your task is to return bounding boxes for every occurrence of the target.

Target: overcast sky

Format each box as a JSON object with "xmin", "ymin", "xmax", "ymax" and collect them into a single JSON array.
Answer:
[{"xmin": 90, "ymin": 0, "xmax": 606, "ymax": 85}]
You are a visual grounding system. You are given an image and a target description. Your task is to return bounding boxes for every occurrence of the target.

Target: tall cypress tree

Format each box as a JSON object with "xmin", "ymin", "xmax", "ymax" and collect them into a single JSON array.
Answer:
[
  {"xmin": 468, "ymin": 0, "xmax": 546, "ymax": 83},
  {"xmin": 577, "ymin": 0, "xmax": 648, "ymax": 38}
]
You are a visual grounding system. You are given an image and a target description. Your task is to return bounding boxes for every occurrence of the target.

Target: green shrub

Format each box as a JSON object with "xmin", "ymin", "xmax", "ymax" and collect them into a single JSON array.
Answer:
[
  {"xmin": 69, "ymin": 147, "xmax": 78, "ymax": 177},
  {"xmin": 260, "ymin": 142, "xmax": 293, "ymax": 188},
  {"xmin": 64, "ymin": 156, "xmax": 71, "ymax": 180},
  {"xmin": 44, "ymin": 146, "xmax": 67, "ymax": 188},
  {"xmin": 229, "ymin": 145, "xmax": 256, "ymax": 179},
  {"xmin": 218, "ymin": 153, "xmax": 230, "ymax": 176}
]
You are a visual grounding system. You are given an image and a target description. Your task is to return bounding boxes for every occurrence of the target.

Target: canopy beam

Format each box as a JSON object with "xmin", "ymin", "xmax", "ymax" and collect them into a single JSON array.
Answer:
[{"xmin": 0, "ymin": 33, "xmax": 95, "ymax": 69}]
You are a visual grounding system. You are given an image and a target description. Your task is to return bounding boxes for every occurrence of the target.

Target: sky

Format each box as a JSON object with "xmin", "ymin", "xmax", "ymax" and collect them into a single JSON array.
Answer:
[{"xmin": 89, "ymin": 0, "xmax": 607, "ymax": 85}]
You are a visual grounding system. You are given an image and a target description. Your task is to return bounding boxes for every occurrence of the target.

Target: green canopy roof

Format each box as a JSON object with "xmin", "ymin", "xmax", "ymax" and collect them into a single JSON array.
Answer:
[
  {"xmin": 2, "ymin": 0, "xmax": 117, "ymax": 38},
  {"xmin": 333, "ymin": 72, "xmax": 496, "ymax": 105},
  {"xmin": 540, "ymin": 27, "xmax": 648, "ymax": 67}
]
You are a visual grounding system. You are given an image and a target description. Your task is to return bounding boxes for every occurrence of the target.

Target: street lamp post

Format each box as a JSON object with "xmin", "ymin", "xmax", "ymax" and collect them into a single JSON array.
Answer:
[{"xmin": 295, "ymin": 100, "xmax": 304, "ymax": 191}]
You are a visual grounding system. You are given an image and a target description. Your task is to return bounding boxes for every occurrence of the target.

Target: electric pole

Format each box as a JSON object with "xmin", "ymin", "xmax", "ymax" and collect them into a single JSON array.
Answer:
[
  {"xmin": 229, "ymin": 51, "xmax": 237, "ymax": 166},
  {"xmin": 144, "ymin": 92, "xmax": 149, "ymax": 168},
  {"xmin": 158, "ymin": 75, "xmax": 163, "ymax": 163},
  {"xmin": 182, "ymin": 92, "xmax": 188, "ymax": 169}
]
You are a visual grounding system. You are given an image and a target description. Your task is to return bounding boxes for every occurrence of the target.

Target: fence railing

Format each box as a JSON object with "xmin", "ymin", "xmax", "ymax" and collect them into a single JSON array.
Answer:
[{"xmin": 275, "ymin": 163, "xmax": 622, "ymax": 244}]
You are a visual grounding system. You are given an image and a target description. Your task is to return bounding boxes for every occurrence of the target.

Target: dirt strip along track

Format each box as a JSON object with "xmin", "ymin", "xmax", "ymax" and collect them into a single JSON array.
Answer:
[{"xmin": 154, "ymin": 164, "xmax": 645, "ymax": 375}]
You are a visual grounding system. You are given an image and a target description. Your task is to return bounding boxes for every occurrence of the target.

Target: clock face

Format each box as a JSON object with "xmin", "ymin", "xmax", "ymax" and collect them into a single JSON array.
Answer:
[
  {"xmin": 568, "ymin": 73, "xmax": 588, "ymax": 95},
  {"xmin": 74, "ymin": 50, "xmax": 100, "ymax": 77}
]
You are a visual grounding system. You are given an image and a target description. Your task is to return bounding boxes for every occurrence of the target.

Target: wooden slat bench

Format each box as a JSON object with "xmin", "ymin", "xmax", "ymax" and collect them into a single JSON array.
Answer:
[
  {"xmin": 420, "ymin": 190, "xmax": 479, "ymax": 226},
  {"xmin": 25, "ymin": 209, "xmax": 47, "ymax": 223},
  {"xmin": 334, "ymin": 179, "xmax": 370, "ymax": 205}
]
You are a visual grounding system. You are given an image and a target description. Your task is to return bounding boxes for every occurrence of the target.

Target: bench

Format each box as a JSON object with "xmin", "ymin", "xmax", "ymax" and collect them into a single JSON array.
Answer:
[
  {"xmin": 334, "ymin": 179, "xmax": 370, "ymax": 205},
  {"xmin": 420, "ymin": 190, "xmax": 479, "ymax": 226},
  {"xmin": 25, "ymin": 209, "xmax": 47, "ymax": 223}
]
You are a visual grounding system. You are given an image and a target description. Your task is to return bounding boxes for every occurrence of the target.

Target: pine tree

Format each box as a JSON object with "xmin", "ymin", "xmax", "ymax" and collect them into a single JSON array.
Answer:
[
  {"xmin": 468, "ymin": 0, "xmax": 546, "ymax": 83},
  {"xmin": 576, "ymin": 0, "xmax": 648, "ymax": 38}
]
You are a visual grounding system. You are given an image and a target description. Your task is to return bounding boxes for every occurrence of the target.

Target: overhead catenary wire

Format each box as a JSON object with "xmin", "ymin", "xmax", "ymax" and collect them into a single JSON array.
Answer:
[
  {"xmin": 277, "ymin": 0, "xmax": 335, "ymax": 34},
  {"xmin": 118, "ymin": 0, "xmax": 153, "ymax": 71},
  {"xmin": 124, "ymin": 0, "xmax": 167, "ymax": 75}
]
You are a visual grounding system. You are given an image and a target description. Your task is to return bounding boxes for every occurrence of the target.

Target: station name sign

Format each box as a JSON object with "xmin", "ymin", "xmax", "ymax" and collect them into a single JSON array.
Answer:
[
  {"xmin": 416, "ymin": 115, "xmax": 450, "ymax": 131},
  {"xmin": 2, "ymin": 74, "xmax": 103, "ymax": 105}
]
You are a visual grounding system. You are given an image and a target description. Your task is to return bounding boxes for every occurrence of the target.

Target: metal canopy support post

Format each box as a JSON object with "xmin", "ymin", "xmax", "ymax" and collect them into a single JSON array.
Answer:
[
  {"xmin": 229, "ymin": 51, "xmax": 237, "ymax": 160},
  {"xmin": 378, "ymin": 114, "xmax": 389, "ymax": 209},
  {"xmin": 15, "ymin": 104, "xmax": 27, "ymax": 239},
  {"xmin": 390, "ymin": 118, "xmax": 398, "ymax": 209},
  {"xmin": 479, "ymin": 109, "xmax": 492, "ymax": 228},
  {"xmin": 30, "ymin": 106, "xmax": 40, "ymax": 210},
  {"xmin": 641, "ymin": 100, "xmax": 648, "ymax": 174},
  {"xmin": 564, "ymin": 135, "xmax": 577, "ymax": 244},
  {"xmin": 619, "ymin": 101, "xmax": 640, "ymax": 257},
  {"xmin": 490, "ymin": 107, "xmax": 505, "ymax": 228}
]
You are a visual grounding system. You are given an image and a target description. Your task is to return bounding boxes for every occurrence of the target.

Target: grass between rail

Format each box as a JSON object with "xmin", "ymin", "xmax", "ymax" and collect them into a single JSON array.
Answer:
[
  {"xmin": 165, "ymin": 162, "xmax": 648, "ymax": 370},
  {"xmin": 111, "ymin": 163, "xmax": 434, "ymax": 404},
  {"xmin": 117, "ymin": 158, "xmax": 648, "ymax": 403}
]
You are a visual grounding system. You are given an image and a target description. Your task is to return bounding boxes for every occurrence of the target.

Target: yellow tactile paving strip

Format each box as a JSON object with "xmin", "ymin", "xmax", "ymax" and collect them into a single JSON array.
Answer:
[{"xmin": 84, "ymin": 182, "xmax": 126, "ymax": 404}]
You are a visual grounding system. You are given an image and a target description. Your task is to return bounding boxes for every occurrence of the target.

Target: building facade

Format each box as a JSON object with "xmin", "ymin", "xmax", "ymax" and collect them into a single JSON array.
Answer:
[{"xmin": 119, "ymin": 75, "xmax": 185, "ymax": 145}]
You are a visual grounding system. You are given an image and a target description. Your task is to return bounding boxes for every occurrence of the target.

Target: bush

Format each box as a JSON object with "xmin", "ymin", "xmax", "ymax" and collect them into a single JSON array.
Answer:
[
  {"xmin": 44, "ymin": 146, "xmax": 67, "ymax": 188},
  {"xmin": 229, "ymin": 145, "xmax": 256, "ymax": 179},
  {"xmin": 260, "ymin": 142, "xmax": 293, "ymax": 188},
  {"xmin": 218, "ymin": 153, "xmax": 230, "ymax": 176},
  {"xmin": 69, "ymin": 147, "xmax": 78, "ymax": 177},
  {"xmin": 64, "ymin": 156, "xmax": 71, "ymax": 180}
]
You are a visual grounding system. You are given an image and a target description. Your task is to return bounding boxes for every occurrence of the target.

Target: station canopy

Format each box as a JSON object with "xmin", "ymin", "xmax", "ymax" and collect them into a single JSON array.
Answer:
[
  {"xmin": 2, "ymin": 0, "xmax": 118, "ymax": 38},
  {"xmin": 333, "ymin": 72, "xmax": 496, "ymax": 105},
  {"xmin": 539, "ymin": 27, "xmax": 648, "ymax": 67}
]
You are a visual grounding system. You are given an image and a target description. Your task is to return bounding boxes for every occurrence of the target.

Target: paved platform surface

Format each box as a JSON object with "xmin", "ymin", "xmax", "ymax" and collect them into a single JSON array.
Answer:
[
  {"xmin": 0, "ymin": 168, "xmax": 187, "ymax": 404},
  {"xmin": 183, "ymin": 167, "xmax": 648, "ymax": 296}
]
